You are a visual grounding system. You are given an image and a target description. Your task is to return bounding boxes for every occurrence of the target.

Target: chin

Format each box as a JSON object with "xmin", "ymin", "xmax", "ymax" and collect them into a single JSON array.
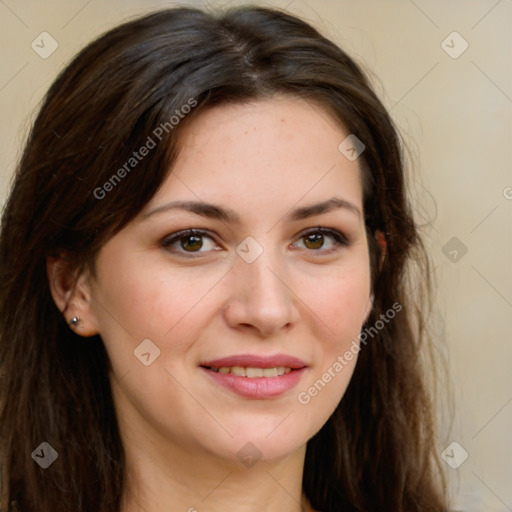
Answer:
[{"xmin": 213, "ymin": 419, "xmax": 310, "ymax": 465}]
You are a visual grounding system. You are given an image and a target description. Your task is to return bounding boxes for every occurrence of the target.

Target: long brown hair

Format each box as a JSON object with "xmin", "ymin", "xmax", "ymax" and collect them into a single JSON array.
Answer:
[{"xmin": 0, "ymin": 6, "xmax": 446, "ymax": 511}]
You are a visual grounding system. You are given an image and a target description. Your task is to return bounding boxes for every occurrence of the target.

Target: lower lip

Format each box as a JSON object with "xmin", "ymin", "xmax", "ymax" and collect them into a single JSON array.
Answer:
[{"xmin": 202, "ymin": 367, "xmax": 306, "ymax": 399}]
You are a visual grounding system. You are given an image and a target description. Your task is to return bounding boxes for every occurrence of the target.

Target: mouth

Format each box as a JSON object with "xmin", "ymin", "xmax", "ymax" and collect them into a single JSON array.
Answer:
[
  {"xmin": 201, "ymin": 365, "xmax": 293, "ymax": 377},
  {"xmin": 199, "ymin": 354, "xmax": 307, "ymax": 399}
]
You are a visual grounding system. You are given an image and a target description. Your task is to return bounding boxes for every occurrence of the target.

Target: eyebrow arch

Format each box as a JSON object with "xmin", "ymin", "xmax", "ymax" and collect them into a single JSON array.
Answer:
[
  {"xmin": 143, "ymin": 197, "xmax": 361, "ymax": 224},
  {"xmin": 143, "ymin": 200, "xmax": 241, "ymax": 223},
  {"xmin": 286, "ymin": 197, "xmax": 362, "ymax": 221}
]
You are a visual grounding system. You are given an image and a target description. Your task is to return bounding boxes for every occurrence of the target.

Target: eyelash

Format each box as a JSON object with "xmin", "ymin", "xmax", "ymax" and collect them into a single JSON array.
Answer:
[
  {"xmin": 161, "ymin": 229, "xmax": 219, "ymax": 257},
  {"xmin": 294, "ymin": 227, "xmax": 349, "ymax": 252},
  {"xmin": 160, "ymin": 227, "xmax": 349, "ymax": 256}
]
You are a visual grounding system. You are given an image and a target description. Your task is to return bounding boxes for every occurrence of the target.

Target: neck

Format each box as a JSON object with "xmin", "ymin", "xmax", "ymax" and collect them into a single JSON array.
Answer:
[{"xmin": 120, "ymin": 433, "xmax": 313, "ymax": 512}]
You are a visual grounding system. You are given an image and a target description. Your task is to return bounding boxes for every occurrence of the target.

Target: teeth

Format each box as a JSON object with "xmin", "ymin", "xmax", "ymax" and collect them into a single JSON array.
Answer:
[
  {"xmin": 208, "ymin": 366, "xmax": 293, "ymax": 377},
  {"xmin": 231, "ymin": 366, "xmax": 246, "ymax": 377},
  {"xmin": 246, "ymin": 367, "xmax": 263, "ymax": 378}
]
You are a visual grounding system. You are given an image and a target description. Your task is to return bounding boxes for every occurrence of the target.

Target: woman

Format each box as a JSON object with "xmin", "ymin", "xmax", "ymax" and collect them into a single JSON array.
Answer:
[{"xmin": 0, "ymin": 6, "xmax": 447, "ymax": 511}]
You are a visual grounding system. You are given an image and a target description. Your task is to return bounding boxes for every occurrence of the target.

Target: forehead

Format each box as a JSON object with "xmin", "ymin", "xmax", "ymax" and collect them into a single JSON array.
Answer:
[{"xmin": 149, "ymin": 97, "xmax": 364, "ymax": 216}]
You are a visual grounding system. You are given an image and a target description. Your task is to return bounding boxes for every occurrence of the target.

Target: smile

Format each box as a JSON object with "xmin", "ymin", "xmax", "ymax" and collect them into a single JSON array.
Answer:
[
  {"xmin": 204, "ymin": 366, "xmax": 293, "ymax": 377},
  {"xmin": 200, "ymin": 354, "xmax": 307, "ymax": 399}
]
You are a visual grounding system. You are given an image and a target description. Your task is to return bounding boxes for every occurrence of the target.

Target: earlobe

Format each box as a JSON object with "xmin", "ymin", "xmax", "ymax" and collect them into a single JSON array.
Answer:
[{"xmin": 46, "ymin": 256, "xmax": 100, "ymax": 337}]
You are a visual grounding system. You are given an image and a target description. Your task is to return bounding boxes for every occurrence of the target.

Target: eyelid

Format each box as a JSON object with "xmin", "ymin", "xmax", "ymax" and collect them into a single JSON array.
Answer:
[
  {"xmin": 160, "ymin": 226, "xmax": 349, "ymax": 257},
  {"xmin": 161, "ymin": 228, "xmax": 222, "ymax": 253},
  {"xmin": 298, "ymin": 226, "xmax": 348, "ymax": 242},
  {"xmin": 292, "ymin": 226, "xmax": 349, "ymax": 251}
]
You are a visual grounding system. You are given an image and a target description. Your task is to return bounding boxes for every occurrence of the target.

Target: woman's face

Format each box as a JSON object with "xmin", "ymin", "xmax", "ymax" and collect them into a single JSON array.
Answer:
[{"xmin": 85, "ymin": 97, "xmax": 372, "ymax": 465}]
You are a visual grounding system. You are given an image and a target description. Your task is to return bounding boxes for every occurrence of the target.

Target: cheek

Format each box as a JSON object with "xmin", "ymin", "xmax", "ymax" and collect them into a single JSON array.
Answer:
[
  {"xmin": 92, "ymin": 252, "xmax": 225, "ymax": 340},
  {"xmin": 296, "ymin": 262, "xmax": 370, "ymax": 413},
  {"xmin": 305, "ymin": 262, "xmax": 371, "ymax": 340},
  {"xmin": 324, "ymin": 267, "xmax": 370, "ymax": 373}
]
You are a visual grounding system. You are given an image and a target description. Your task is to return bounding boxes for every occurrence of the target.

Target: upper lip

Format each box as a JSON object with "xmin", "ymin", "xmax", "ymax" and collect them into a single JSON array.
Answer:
[{"xmin": 200, "ymin": 354, "xmax": 307, "ymax": 369}]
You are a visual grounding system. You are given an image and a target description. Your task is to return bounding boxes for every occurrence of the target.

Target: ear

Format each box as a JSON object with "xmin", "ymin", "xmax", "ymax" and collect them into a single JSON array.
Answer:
[
  {"xmin": 364, "ymin": 293, "xmax": 374, "ymax": 323},
  {"xmin": 375, "ymin": 230, "xmax": 387, "ymax": 270},
  {"xmin": 46, "ymin": 255, "xmax": 100, "ymax": 337}
]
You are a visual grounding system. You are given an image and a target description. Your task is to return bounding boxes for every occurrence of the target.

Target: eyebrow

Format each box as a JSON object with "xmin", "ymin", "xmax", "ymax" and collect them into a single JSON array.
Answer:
[
  {"xmin": 285, "ymin": 197, "xmax": 361, "ymax": 221},
  {"xmin": 143, "ymin": 197, "xmax": 361, "ymax": 223},
  {"xmin": 143, "ymin": 200, "xmax": 240, "ymax": 223}
]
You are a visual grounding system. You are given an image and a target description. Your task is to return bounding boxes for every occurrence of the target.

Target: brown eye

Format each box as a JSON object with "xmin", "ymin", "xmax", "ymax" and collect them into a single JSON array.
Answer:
[
  {"xmin": 181, "ymin": 235, "xmax": 203, "ymax": 252},
  {"xmin": 292, "ymin": 228, "xmax": 349, "ymax": 253},
  {"xmin": 162, "ymin": 229, "xmax": 219, "ymax": 256},
  {"xmin": 303, "ymin": 233, "xmax": 324, "ymax": 250}
]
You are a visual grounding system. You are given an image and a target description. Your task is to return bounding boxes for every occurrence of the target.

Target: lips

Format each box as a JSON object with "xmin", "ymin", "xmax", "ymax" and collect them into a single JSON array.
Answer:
[
  {"xmin": 200, "ymin": 354, "xmax": 307, "ymax": 399},
  {"xmin": 207, "ymin": 366, "xmax": 292, "ymax": 377},
  {"xmin": 200, "ymin": 354, "xmax": 307, "ymax": 369}
]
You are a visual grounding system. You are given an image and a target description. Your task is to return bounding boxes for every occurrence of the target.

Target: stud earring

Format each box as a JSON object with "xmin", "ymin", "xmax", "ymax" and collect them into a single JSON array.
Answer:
[{"xmin": 69, "ymin": 316, "xmax": 81, "ymax": 328}]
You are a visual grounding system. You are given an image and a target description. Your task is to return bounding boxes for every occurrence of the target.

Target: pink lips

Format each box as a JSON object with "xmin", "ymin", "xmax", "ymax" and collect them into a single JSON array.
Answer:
[
  {"xmin": 200, "ymin": 353, "xmax": 307, "ymax": 399},
  {"xmin": 201, "ymin": 354, "xmax": 307, "ymax": 369}
]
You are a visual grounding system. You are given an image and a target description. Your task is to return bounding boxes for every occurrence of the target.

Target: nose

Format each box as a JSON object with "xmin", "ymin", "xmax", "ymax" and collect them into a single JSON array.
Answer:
[{"xmin": 223, "ymin": 249, "xmax": 300, "ymax": 337}]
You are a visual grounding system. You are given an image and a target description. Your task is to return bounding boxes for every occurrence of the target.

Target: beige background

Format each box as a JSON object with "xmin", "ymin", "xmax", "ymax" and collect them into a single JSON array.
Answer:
[{"xmin": 1, "ymin": 0, "xmax": 511, "ymax": 510}]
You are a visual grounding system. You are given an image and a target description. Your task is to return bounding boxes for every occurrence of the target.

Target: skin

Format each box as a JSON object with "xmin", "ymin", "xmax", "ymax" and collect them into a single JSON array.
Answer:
[{"xmin": 49, "ymin": 97, "xmax": 373, "ymax": 512}]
